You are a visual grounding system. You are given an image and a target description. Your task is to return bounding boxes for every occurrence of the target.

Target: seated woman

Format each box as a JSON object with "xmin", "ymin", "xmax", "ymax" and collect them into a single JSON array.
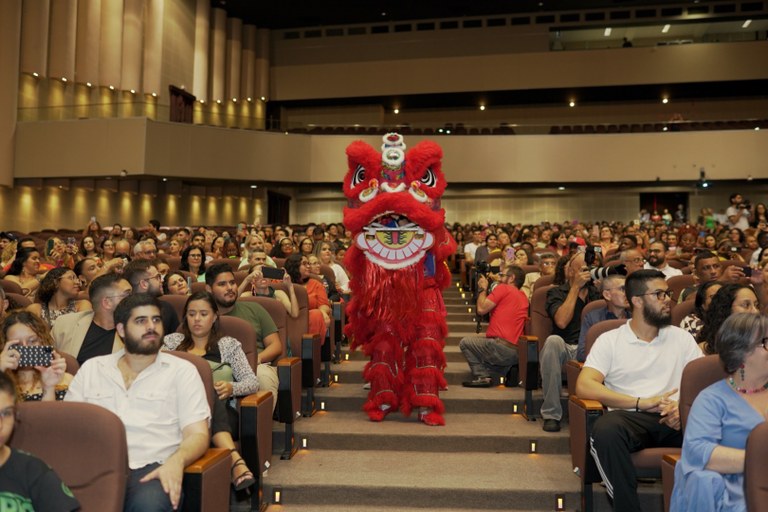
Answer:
[
  {"xmin": 209, "ymin": 236, "xmax": 226, "ymax": 260},
  {"xmin": 284, "ymin": 254, "xmax": 331, "ymax": 342},
  {"xmin": 180, "ymin": 245, "xmax": 206, "ymax": 282},
  {"xmin": 297, "ymin": 237, "xmax": 314, "ymax": 258},
  {"xmin": 162, "ymin": 292, "xmax": 257, "ymax": 491},
  {"xmin": 270, "ymin": 237, "xmax": 295, "ymax": 259},
  {"xmin": 163, "ymin": 271, "xmax": 190, "ymax": 296},
  {"xmin": 0, "ymin": 371, "xmax": 80, "ymax": 510},
  {"xmin": 100, "ymin": 237, "xmax": 117, "ymax": 264},
  {"xmin": 698, "ymin": 284, "xmax": 760, "ymax": 354},
  {"xmin": 314, "ymin": 241, "xmax": 350, "ymax": 295},
  {"xmin": 238, "ymin": 265, "xmax": 299, "ymax": 318},
  {"xmin": 4, "ymin": 248, "xmax": 44, "ymax": 299},
  {"xmin": 27, "ymin": 268, "xmax": 91, "ymax": 328},
  {"xmin": 42, "ymin": 237, "xmax": 75, "ymax": 270},
  {"xmin": 78, "ymin": 235, "xmax": 101, "ymax": 263},
  {"xmin": 680, "ymin": 281, "xmax": 722, "ymax": 340},
  {"xmin": 165, "ymin": 238, "xmax": 183, "ymax": 258},
  {"xmin": 0, "ymin": 311, "xmax": 71, "ymax": 401},
  {"xmin": 671, "ymin": 313, "xmax": 768, "ymax": 512}
]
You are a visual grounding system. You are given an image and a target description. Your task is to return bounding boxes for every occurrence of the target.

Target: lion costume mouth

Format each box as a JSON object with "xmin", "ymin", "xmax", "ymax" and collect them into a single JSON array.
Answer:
[{"xmin": 354, "ymin": 212, "xmax": 435, "ymax": 269}]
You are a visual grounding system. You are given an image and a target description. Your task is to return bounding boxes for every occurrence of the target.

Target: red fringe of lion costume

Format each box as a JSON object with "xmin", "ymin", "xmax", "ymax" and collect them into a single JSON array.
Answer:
[{"xmin": 342, "ymin": 133, "xmax": 456, "ymax": 426}]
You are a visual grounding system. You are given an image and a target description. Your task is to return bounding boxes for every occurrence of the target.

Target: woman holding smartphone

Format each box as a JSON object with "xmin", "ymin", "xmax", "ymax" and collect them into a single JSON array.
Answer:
[{"xmin": 0, "ymin": 311, "xmax": 70, "ymax": 401}]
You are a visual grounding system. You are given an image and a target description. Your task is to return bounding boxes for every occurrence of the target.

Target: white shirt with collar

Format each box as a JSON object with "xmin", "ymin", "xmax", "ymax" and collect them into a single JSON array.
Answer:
[
  {"xmin": 65, "ymin": 349, "xmax": 210, "ymax": 469},
  {"xmin": 584, "ymin": 322, "xmax": 702, "ymax": 410},
  {"xmin": 644, "ymin": 261, "xmax": 683, "ymax": 280}
]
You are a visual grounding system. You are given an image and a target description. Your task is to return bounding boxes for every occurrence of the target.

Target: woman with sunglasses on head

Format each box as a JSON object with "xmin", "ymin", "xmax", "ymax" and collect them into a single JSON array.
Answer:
[
  {"xmin": 0, "ymin": 311, "xmax": 71, "ymax": 402},
  {"xmin": 671, "ymin": 313, "xmax": 768, "ymax": 512},
  {"xmin": 162, "ymin": 292, "xmax": 257, "ymax": 491},
  {"xmin": 27, "ymin": 268, "xmax": 91, "ymax": 329}
]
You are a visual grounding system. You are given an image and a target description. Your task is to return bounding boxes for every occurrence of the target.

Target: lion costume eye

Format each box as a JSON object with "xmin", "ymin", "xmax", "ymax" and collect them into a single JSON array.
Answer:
[
  {"xmin": 352, "ymin": 165, "xmax": 366, "ymax": 186},
  {"xmin": 420, "ymin": 168, "xmax": 436, "ymax": 188}
]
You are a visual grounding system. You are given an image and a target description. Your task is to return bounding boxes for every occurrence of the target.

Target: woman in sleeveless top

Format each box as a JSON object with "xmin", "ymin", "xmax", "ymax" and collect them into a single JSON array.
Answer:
[{"xmin": 27, "ymin": 268, "xmax": 91, "ymax": 329}]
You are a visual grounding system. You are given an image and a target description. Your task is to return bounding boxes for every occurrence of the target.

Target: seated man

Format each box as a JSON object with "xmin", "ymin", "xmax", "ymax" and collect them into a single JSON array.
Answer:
[
  {"xmin": 460, "ymin": 266, "xmax": 528, "ymax": 387},
  {"xmin": 619, "ymin": 249, "xmax": 645, "ymax": 276},
  {"xmin": 679, "ymin": 251, "xmax": 744, "ymax": 302},
  {"xmin": 52, "ymin": 273, "xmax": 132, "ymax": 364},
  {"xmin": 644, "ymin": 241, "xmax": 683, "ymax": 280},
  {"xmin": 576, "ymin": 269, "xmax": 702, "ymax": 512},
  {"xmin": 540, "ymin": 252, "xmax": 601, "ymax": 432},
  {"xmin": 206, "ymin": 263, "xmax": 281, "ymax": 407},
  {"xmin": 65, "ymin": 294, "xmax": 210, "ymax": 511},
  {"xmin": 123, "ymin": 259, "xmax": 179, "ymax": 336},
  {"xmin": 520, "ymin": 252, "xmax": 556, "ymax": 299},
  {"xmin": 576, "ymin": 274, "xmax": 631, "ymax": 362}
]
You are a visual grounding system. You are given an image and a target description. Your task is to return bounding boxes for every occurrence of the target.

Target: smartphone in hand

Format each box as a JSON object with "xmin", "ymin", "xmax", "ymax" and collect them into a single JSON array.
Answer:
[{"xmin": 16, "ymin": 345, "xmax": 53, "ymax": 367}]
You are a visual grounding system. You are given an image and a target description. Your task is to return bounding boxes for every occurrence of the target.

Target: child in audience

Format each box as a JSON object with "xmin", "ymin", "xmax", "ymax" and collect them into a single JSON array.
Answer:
[{"xmin": 0, "ymin": 371, "xmax": 80, "ymax": 511}]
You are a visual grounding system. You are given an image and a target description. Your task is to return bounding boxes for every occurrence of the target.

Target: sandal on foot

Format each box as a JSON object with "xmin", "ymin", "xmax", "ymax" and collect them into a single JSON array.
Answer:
[{"xmin": 231, "ymin": 458, "xmax": 256, "ymax": 491}]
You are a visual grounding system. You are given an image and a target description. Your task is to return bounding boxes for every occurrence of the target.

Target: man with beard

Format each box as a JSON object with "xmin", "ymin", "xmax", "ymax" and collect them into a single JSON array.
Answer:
[
  {"xmin": 66, "ymin": 294, "xmax": 210, "ymax": 511},
  {"xmin": 575, "ymin": 270, "xmax": 702, "ymax": 512},
  {"xmin": 206, "ymin": 263, "xmax": 280, "ymax": 407},
  {"xmin": 643, "ymin": 241, "xmax": 682, "ymax": 279},
  {"xmin": 123, "ymin": 259, "xmax": 179, "ymax": 336}
]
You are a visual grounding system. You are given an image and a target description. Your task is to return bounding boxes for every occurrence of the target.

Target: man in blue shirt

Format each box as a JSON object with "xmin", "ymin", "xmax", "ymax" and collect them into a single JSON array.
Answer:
[{"xmin": 577, "ymin": 274, "xmax": 631, "ymax": 362}]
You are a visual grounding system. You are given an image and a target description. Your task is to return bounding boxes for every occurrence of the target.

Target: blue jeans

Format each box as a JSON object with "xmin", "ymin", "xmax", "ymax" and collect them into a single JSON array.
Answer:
[{"xmin": 124, "ymin": 463, "xmax": 176, "ymax": 512}]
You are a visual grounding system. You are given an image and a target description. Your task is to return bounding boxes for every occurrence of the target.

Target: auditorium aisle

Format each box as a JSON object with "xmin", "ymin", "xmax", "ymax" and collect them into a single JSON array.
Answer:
[{"xmin": 259, "ymin": 280, "xmax": 662, "ymax": 511}]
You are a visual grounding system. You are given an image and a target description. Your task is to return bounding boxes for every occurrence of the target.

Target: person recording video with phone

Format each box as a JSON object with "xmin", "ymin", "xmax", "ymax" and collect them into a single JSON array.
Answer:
[
  {"xmin": 726, "ymin": 193, "xmax": 751, "ymax": 231},
  {"xmin": 238, "ymin": 251, "xmax": 300, "ymax": 319},
  {"xmin": 0, "ymin": 311, "xmax": 71, "ymax": 401}
]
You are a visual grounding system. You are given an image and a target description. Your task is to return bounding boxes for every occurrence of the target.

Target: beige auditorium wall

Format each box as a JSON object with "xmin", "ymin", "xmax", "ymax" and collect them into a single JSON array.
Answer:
[
  {"xmin": 0, "ymin": 185, "xmax": 265, "ymax": 234},
  {"xmin": 15, "ymin": 119, "xmax": 768, "ymax": 183}
]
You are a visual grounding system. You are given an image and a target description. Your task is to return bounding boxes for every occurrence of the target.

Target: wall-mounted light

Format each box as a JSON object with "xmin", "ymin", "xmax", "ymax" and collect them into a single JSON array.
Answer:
[
  {"xmin": 333, "ymin": 374, "xmax": 339, "ymax": 383},
  {"xmin": 604, "ymin": 27, "xmax": 612, "ymax": 37},
  {"xmin": 272, "ymin": 486, "xmax": 283, "ymax": 504},
  {"xmin": 558, "ymin": 186, "xmax": 566, "ymax": 191},
  {"xmin": 151, "ymin": 92, "xmax": 157, "ymax": 97},
  {"xmin": 301, "ymin": 437, "xmax": 308, "ymax": 449},
  {"xmin": 555, "ymin": 494, "xmax": 565, "ymax": 511},
  {"xmin": 232, "ymin": 98, "xmax": 237, "ymax": 102},
  {"xmin": 499, "ymin": 376, "xmax": 505, "ymax": 385},
  {"xmin": 512, "ymin": 402, "xmax": 519, "ymax": 414},
  {"xmin": 662, "ymin": 126, "xmax": 668, "ymax": 132},
  {"xmin": 742, "ymin": 19, "xmax": 752, "ymax": 28},
  {"xmin": 445, "ymin": 129, "xmax": 451, "ymax": 134},
  {"xmin": 32, "ymin": 72, "xmax": 39, "ymax": 77},
  {"xmin": 755, "ymin": 127, "xmax": 761, "ymax": 131},
  {"xmin": 247, "ymin": 97, "xmax": 252, "ymax": 102},
  {"xmin": 129, "ymin": 89, "xmax": 135, "ymax": 94},
  {"xmin": 86, "ymin": 82, "xmax": 92, "ymax": 87},
  {"xmin": 461, "ymin": 293, "xmax": 466, "ymax": 299},
  {"xmin": 162, "ymin": 178, "xmax": 167, "ymax": 182},
  {"xmin": 320, "ymin": 401, "xmax": 326, "ymax": 411},
  {"xmin": 661, "ymin": 24, "xmax": 670, "ymax": 33},
  {"xmin": 344, "ymin": 353, "xmax": 350, "ymax": 361},
  {"xmin": 467, "ymin": 307, "xmax": 472, "ymax": 313},
  {"xmin": 108, "ymin": 85, "xmax": 115, "ymax": 90},
  {"xmin": 529, "ymin": 439, "xmax": 538, "ymax": 453},
  {"xmin": 61, "ymin": 77, "xmax": 68, "ymax": 82},
  {"xmin": 199, "ymin": 99, "xmax": 205, "ymax": 104},
  {"xmin": 216, "ymin": 99, "xmax": 221, "ymax": 104},
  {"xmin": 260, "ymin": 96, "xmax": 266, "ymax": 101},
  {"xmin": 250, "ymin": 185, "xmax": 258, "ymax": 189}
]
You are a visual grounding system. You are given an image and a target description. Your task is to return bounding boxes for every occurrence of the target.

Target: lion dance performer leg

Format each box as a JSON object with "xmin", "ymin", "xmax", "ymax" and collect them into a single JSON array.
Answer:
[{"xmin": 342, "ymin": 133, "xmax": 456, "ymax": 426}]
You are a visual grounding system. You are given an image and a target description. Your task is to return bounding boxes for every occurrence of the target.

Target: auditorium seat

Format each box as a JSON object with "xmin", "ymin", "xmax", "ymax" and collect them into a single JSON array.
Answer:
[
  {"xmin": 565, "ymin": 318, "xmax": 625, "ymax": 395},
  {"xmin": 518, "ymin": 283, "xmax": 554, "ymax": 419},
  {"xmin": 580, "ymin": 299, "xmax": 607, "ymax": 321},
  {"xmin": 6, "ymin": 292, "xmax": 31, "ymax": 308},
  {"xmin": 745, "ymin": 422, "xmax": 768, "ymax": 512},
  {"xmin": 661, "ymin": 355, "xmax": 727, "ymax": 511},
  {"xmin": 671, "ymin": 297, "xmax": 695, "ymax": 329},
  {"xmin": 10, "ymin": 401, "xmax": 129, "ymax": 512},
  {"xmin": 666, "ymin": 275, "xmax": 695, "ymax": 303},
  {"xmin": 0, "ymin": 280, "xmax": 24, "ymax": 295}
]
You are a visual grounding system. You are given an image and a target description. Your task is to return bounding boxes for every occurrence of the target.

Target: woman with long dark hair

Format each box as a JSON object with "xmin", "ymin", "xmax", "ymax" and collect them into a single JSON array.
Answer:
[
  {"xmin": 284, "ymin": 254, "xmax": 330, "ymax": 342},
  {"xmin": 27, "ymin": 268, "xmax": 91, "ymax": 328},
  {"xmin": 679, "ymin": 281, "xmax": 722, "ymax": 341},
  {"xmin": 180, "ymin": 245, "xmax": 206, "ymax": 280},
  {"xmin": 699, "ymin": 284, "xmax": 760, "ymax": 354},
  {"xmin": 162, "ymin": 291, "xmax": 257, "ymax": 491},
  {"xmin": 3, "ymin": 248, "xmax": 43, "ymax": 299}
]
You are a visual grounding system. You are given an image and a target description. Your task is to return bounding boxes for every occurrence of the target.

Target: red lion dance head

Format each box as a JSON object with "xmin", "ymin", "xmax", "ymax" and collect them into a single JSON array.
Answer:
[{"xmin": 342, "ymin": 133, "xmax": 456, "ymax": 426}]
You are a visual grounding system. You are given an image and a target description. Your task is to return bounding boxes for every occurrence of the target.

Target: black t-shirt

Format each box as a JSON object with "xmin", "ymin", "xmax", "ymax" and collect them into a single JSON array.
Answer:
[
  {"xmin": 77, "ymin": 321, "xmax": 116, "ymax": 365},
  {"xmin": 545, "ymin": 283, "xmax": 601, "ymax": 345},
  {"xmin": 0, "ymin": 449, "xmax": 80, "ymax": 512}
]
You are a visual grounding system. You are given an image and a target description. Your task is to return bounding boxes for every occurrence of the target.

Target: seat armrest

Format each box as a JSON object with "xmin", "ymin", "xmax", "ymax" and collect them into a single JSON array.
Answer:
[
  {"xmin": 569, "ymin": 396, "xmax": 605, "ymax": 411},
  {"xmin": 662, "ymin": 453, "xmax": 680, "ymax": 466},
  {"xmin": 517, "ymin": 336, "xmax": 539, "ymax": 390},
  {"xmin": 275, "ymin": 357, "xmax": 302, "ymax": 424},
  {"xmin": 568, "ymin": 395, "xmax": 606, "ymax": 484},
  {"xmin": 565, "ymin": 360, "xmax": 584, "ymax": 396},
  {"xmin": 301, "ymin": 333, "xmax": 322, "ymax": 388},
  {"xmin": 183, "ymin": 448, "xmax": 230, "ymax": 512},
  {"xmin": 240, "ymin": 391, "xmax": 274, "ymax": 479},
  {"xmin": 661, "ymin": 453, "xmax": 680, "ymax": 512}
]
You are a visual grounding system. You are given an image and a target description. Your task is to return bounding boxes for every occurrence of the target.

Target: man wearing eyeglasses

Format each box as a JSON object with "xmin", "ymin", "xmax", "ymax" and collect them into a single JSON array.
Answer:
[
  {"xmin": 52, "ymin": 273, "xmax": 133, "ymax": 365},
  {"xmin": 619, "ymin": 249, "xmax": 645, "ymax": 276},
  {"xmin": 123, "ymin": 260, "xmax": 180, "ymax": 337},
  {"xmin": 643, "ymin": 241, "xmax": 682, "ymax": 280},
  {"xmin": 576, "ymin": 274, "xmax": 631, "ymax": 362},
  {"xmin": 576, "ymin": 269, "xmax": 702, "ymax": 512}
]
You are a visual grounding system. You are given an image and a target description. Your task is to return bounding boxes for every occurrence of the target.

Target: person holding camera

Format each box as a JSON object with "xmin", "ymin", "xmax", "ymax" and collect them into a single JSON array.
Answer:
[
  {"xmin": 459, "ymin": 266, "xmax": 528, "ymax": 388},
  {"xmin": 540, "ymin": 251, "xmax": 601, "ymax": 432},
  {"xmin": 726, "ymin": 193, "xmax": 751, "ymax": 231}
]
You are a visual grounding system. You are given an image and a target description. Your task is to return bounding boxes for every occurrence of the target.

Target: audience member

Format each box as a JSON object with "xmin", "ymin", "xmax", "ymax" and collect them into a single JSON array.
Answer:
[
  {"xmin": 520, "ymin": 252, "xmax": 556, "ymax": 299},
  {"xmin": 66, "ymin": 294, "xmax": 210, "ymax": 511},
  {"xmin": 576, "ymin": 274, "xmax": 630, "ymax": 362},
  {"xmin": 27, "ymin": 268, "xmax": 91, "ymax": 328},
  {"xmin": 671, "ymin": 313, "xmax": 768, "ymax": 511},
  {"xmin": 540, "ymin": 252, "xmax": 601, "ymax": 432},
  {"xmin": 698, "ymin": 284, "xmax": 760, "ymax": 354},
  {"xmin": 4, "ymin": 248, "xmax": 43, "ymax": 299},
  {"xmin": 162, "ymin": 292, "xmax": 257, "ymax": 491},
  {"xmin": 180, "ymin": 246, "xmax": 206, "ymax": 281},
  {"xmin": 123, "ymin": 260, "xmax": 180, "ymax": 336},
  {"xmin": 284, "ymin": 254, "xmax": 331, "ymax": 341},
  {"xmin": 463, "ymin": 229, "xmax": 483, "ymax": 265},
  {"xmin": 679, "ymin": 252, "xmax": 743, "ymax": 302},
  {"xmin": 314, "ymin": 241, "xmax": 350, "ymax": 294},
  {"xmin": 680, "ymin": 281, "xmax": 721, "ymax": 340},
  {"xmin": 0, "ymin": 371, "xmax": 80, "ymax": 510},
  {"xmin": 163, "ymin": 271, "xmax": 190, "ymax": 296},
  {"xmin": 726, "ymin": 193, "xmax": 751, "ymax": 231},
  {"xmin": 147, "ymin": 220, "xmax": 167, "ymax": 243},
  {"xmin": 644, "ymin": 241, "xmax": 683, "ymax": 279},
  {"xmin": 577, "ymin": 269, "xmax": 702, "ymax": 512},
  {"xmin": 459, "ymin": 266, "xmax": 527, "ymax": 387},
  {"xmin": 52, "ymin": 273, "xmax": 132, "ymax": 365},
  {"xmin": 206, "ymin": 264, "xmax": 280, "ymax": 406},
  {"xmin": 619, "ymin": 249, "xmax": 645, "ymax": 275}
]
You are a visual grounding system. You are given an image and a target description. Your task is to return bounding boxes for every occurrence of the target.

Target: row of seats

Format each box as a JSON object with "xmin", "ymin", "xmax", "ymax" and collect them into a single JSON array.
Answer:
[
  {"xmin": 550, "ymin": 119, "xmax": 768, "ymax": 134},
  {"xmin": 287, "ymin": 124, "xmax": 517, "ymax": 135}
]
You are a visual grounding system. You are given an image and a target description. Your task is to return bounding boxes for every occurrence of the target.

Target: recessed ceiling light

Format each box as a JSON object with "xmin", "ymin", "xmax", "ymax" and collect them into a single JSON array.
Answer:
[
  {"xmin": 232, "ymin": 97, "xmax": 237, "ymax": 102},
  {"xmin": 216, "ymin": 99, "xmax": 221, "ymax": 104},
  {"xmin": 756, "ymin": 127, "xmax": 761, "ymax": 131},
  {"xmin": 260, "ymin": 96, "xmax": 266, "ymax": 101},
  {"xmin": 86, "ymin": 82, "xmax": 92, "ymax": 87},
  {"xmin": 32, "ymin": 72, "xmax": 39, "ymax": 77},
  {"xmin": 742, "ymin": 19, "xmax": 752, "ymax": 28},
  {"xmin": 250, "ymin": 185, "xmax": 258, "ymax": 189},
  {"xmin": 569, "ymin": 100, "xmax": 575, "ymax": 107},
  {"xmin": 61, "ymin": 77, "xmax": 67, "ymax": 82},
  {"xmin": 393, "ymin": 108, "xmax": 400, "ymax": 114},
  {"xmin": 662, "ymin": 24, "xmax": 670, "ymax": 33},
  {"xmin": 663, "ymin": 126, "xmax": 668, "ymax": 131},
  {"xmin": 247, "ymin": 97, "xmax": 252, "ymax": 102},
  {"xmin": 604, "ymin": 27, "xmax": 612, "ymax": 37},
  {"xmin": 151, "ymin": 92, "xmax": 157, "ymax": 97},
  {"xmin": 130, "ymin": 89, "xmax": 135, "ymax": 94},
  {"xmin": 479, "ymin": 105, "xmax": 486, "ymax": 111},
  {"xmin": 108, "ymin": 85, "xmax": 115, "ymax": 90},
  {"xmin": 662, "ymin": 97, "xmax": 669, "ymax": 104},
  {"xmin": 558, "ymin": 186, "xmax": 565, "ymax": 191}
]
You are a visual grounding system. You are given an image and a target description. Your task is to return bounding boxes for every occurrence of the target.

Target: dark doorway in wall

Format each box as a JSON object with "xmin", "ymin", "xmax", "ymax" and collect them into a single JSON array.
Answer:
[
  {"xmin": 268, "ymin": 190, "xmax": 290, "ymax": 225},
  {"xmin": 639, "ymin": 192, "xmax": 689, "ymax": 223}
]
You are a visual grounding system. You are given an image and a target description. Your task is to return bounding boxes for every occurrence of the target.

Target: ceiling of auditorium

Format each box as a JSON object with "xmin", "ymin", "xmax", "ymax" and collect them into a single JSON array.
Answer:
[{"xmin": 212, "ymin": 0, "xmax": 721, "ymax": 29}]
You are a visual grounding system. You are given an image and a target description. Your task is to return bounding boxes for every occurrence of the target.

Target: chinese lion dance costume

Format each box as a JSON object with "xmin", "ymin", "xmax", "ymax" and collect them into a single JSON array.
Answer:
[{"xmin": 343, "ymin": 133, "xmax": 456, "ymax": 426}]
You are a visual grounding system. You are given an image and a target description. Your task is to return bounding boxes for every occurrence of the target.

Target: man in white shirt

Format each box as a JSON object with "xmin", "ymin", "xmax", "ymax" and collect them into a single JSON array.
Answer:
[
  {"xmin": 726, "ymin": 193, "xmax": 751, "ymax": 230},
  {"xmin": 463, "ymin": 229, "xmax": 483, "ymax": 265},
  {"xmin": 575, "ymin": 269, "xmax": 702, "ymax": 512},
  {"xmin": 66, "ymin": 294, "xmax": 210, "ymax": 512},
  {"xmin": 643, "ymin": 241, "xmax": 683, "ymax": 280}
]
